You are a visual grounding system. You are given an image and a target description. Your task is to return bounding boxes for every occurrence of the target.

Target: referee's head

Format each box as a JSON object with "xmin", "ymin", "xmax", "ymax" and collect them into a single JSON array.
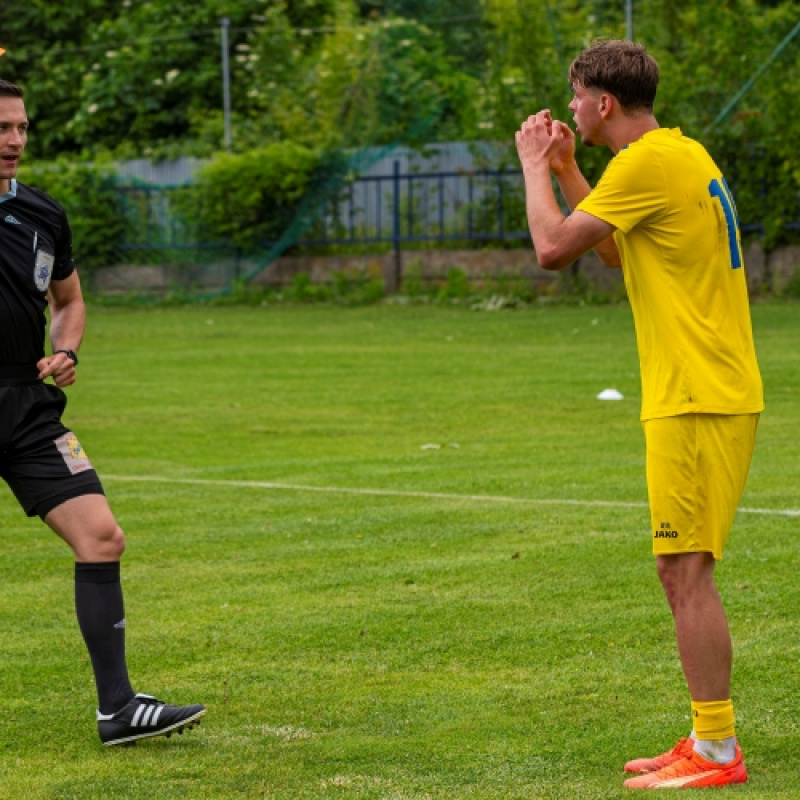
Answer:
[
  {"xmin": 0, "ymin": 77, "xmax": 28, "ymax": 190},
  {"xmin": 0, "ymin": 79, "xmax": 23, "ymax": 98}
]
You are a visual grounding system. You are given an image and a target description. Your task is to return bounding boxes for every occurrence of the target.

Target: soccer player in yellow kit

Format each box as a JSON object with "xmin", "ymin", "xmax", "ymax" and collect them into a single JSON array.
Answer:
[{"xmin": 515, "ymin": 40, "xmax": 763, "ymax": 789}]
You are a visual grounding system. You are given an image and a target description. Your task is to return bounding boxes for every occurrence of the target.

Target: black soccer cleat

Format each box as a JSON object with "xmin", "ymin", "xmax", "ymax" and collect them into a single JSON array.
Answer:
[{"xmin": 97, "ymin": 693, "xmax": 206, "ymax": 746}]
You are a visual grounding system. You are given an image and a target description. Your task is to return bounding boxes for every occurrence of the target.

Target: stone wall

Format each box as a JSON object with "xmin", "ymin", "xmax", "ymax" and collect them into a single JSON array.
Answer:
[
  {"xmin": 249, "ymin": 249, "xmax": 562, "ymax": 293},
  {"xmin": 91, "ymin": 243, "xmax": 800, "ymax": 297}
]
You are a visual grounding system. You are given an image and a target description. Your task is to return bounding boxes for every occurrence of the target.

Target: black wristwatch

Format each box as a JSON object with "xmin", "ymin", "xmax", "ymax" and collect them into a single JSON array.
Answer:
[{"xmin": 55, "ymin": 349, "xmax": 79, "ymax": 366}]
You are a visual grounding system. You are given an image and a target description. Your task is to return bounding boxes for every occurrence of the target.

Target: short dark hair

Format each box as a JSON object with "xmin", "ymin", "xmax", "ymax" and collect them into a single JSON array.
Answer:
[
  {"xmin": 0, "ymin": 79, "xmax": 24, "ymax": 99},
  {"xmin": 569, "ymin": 40, "xmax": 658, "ymax": 112}
]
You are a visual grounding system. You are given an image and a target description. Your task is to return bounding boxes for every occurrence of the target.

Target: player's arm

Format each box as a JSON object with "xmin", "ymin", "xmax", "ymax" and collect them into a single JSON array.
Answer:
[
  {"xmin": 551, "ymin": 154, "xmax": 621, "ymax": 268},
  {"xmin": 516, "ymin": 112, "xmax": 620, "ymax": 270},
  {"xmin": 39, "ymin": 271, "xmax": 86, "ymax": 387}
]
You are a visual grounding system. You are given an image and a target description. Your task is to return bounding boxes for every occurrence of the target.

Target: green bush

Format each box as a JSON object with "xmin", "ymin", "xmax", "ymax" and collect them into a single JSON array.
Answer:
[
  {"xmin": 172, "ymin": 143, "xmax": 322, "ymax": 252},
  {"xmin": 782, "ymin": 265, "xmax": 800, "ymax": 298},
  {"xmin": 438, "ymin": 267, "xmax": 470, "ymax": 301},
  {"xmin": 18, "ymin": 160, "xmax": 125, "ymax": 276}
]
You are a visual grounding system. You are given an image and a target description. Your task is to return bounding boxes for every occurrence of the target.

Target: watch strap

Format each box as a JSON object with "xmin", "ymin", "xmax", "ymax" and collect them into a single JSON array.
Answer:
[{"xmin": 55, "ymin": 349, "xmax": 79, "ymax": 366}]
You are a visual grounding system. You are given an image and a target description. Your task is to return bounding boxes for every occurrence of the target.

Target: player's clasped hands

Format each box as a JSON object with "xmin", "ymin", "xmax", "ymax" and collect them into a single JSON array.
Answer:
[{"xmin": 515, "ymin": 110, "xmax": 575, "ymax": 175}]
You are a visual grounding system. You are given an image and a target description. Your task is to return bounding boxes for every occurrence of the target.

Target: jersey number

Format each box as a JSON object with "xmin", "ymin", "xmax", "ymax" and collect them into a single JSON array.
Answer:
[{"xmin": 708, "ymin": 177, "xmax": 742, "ymax": 269}]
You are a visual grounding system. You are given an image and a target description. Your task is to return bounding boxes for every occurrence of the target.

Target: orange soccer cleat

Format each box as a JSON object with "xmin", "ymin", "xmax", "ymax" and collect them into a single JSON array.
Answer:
[
  {"xmin": 624, "ymin": 737, "xmax": 695, "ymax": 774},
  {"xmin": 623, "ymin": 745, "xmax": 747, "ymax": 789}
]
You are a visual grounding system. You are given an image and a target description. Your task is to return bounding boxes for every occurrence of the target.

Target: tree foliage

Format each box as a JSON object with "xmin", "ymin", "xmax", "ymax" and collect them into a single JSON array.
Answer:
[
  {"xmin": 1, "ymin": 0, "xmax": 800, "ymax": 247},
  {"xmin": 482, "ymin": 0, "xmax": 800, "ymax": 245},
  {"xmin": 0, "ymin": 0, "xmax": 477, "ymax": 158}
]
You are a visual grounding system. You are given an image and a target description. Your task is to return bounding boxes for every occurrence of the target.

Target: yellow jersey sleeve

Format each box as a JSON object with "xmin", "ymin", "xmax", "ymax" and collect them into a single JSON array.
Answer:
[{"xmin": 578, "ymin": 140, "xmax": 668, "ymax": 234}]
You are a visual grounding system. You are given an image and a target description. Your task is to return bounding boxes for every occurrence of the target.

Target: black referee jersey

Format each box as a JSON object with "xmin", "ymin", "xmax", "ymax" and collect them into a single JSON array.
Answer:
[{"xmin": 0, "ymin": 179, "xmax": 75, "ymax": 367}]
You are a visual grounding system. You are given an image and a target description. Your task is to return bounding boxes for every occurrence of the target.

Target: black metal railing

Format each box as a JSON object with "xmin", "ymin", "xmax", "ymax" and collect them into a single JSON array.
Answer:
[{"xmin": 113, "ymin": 160, "xmax": 797, "ymax": 266}]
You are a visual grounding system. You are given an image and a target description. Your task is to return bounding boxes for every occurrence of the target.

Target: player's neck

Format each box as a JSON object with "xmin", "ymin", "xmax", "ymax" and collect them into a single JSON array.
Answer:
[
  {"xmin": 607, "ymin": 115, "xmax": 660, "ymax": 154},
  {"xmin": 0, "ymin": 178, "xmax": 10, "ymax": 195}
]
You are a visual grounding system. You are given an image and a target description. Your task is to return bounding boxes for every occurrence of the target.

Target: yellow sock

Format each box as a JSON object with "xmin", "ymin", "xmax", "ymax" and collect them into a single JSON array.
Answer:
[{"xmin": 691, "ymin": 699, "xmax": 736, "ymax": 741}]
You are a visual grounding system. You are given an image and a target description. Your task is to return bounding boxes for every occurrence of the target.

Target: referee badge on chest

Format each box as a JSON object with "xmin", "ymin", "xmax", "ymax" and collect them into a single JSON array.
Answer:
[{"xmin": 34, "ymin": 249, "xmax": 55, "ymax": 292}]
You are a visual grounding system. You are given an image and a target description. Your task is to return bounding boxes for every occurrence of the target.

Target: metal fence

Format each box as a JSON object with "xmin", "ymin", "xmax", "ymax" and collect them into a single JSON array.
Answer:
[
  {"xmin": 300, "ymin": 161, "xmax": 531, "ymax": 249},
  {"xmin": 112, "ymin": 159, "xmax": 799, "ymax": 274},
  {"xmin": 114, "ymin": 162, "xmax": 531, "ymax": 266}
]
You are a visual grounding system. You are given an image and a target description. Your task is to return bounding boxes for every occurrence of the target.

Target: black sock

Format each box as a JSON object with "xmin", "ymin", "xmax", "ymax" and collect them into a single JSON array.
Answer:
[{"xmin": 74, "ymin": 562, "xmax": 135, "ymax": 715}]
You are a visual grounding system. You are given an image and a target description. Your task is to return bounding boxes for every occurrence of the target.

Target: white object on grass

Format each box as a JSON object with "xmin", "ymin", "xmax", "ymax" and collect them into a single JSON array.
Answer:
[{"xmin": 597, "ymin": 388, "xmax": 624, "ymax": 401}]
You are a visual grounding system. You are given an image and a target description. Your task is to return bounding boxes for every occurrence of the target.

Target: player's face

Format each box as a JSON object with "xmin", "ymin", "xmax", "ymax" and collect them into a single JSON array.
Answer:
[
  {"xmin": 0, "ymin": 96, "xmax": 28, "ymax": 189},
  {"xmin": 568, "ymin": 83, "xmax": 604, "ymax": 148}
]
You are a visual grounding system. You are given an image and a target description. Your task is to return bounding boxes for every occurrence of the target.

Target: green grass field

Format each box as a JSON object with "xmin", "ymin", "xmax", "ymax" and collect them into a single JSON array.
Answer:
[{"xmin": 1, "ymin": 301, "xmax": 798, "ymax": 799}]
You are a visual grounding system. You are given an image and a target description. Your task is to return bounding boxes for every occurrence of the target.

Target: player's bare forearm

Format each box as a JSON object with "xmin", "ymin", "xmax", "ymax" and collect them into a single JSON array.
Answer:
[
  {"xmin": 552, "ymin": 159, "xmax": 592, "ymax": 210},
  {"xmin": 554, "ymin": 161, "xmax": 622, "ymax": 268},
  {"xmin": 592, "ymin": 238, "xmax": 622, "ymax": 268},
  {"xmin": 521, "ymin": 161, "xmax": 573, "ymax": 271},
  {"xmin": 520, "ymin": 161, "xmax": 616, "ymax": 272}
]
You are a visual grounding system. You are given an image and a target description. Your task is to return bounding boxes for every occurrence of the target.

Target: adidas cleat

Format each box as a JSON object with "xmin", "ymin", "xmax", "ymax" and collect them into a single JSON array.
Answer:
[{"xmin": 98, "ymin": 693, "xmax": 206, "ymax": 746}]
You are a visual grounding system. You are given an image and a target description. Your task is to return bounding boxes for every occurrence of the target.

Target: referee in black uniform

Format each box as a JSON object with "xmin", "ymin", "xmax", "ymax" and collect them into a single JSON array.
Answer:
[{"xmin": 0, "ymin": 77, "xmax": 206, "ymax": 746}]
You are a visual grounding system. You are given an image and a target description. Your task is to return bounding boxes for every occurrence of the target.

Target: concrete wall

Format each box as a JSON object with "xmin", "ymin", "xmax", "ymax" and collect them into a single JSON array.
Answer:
[
  {"xmin": 91, "ymin": 242, "xmax": 800, "ymax": 297},
  {"xmin": 250, "ymin": 249, "xmax": 561, "ymax": 293}
]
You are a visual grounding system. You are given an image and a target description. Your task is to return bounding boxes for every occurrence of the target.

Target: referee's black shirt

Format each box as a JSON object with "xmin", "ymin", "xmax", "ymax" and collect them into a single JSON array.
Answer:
[{"xmin": 0, "ymin": 179, "xmax": 75, "ymax": 366}]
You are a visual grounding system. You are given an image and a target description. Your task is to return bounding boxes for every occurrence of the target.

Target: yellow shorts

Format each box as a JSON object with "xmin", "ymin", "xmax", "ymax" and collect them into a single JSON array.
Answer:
[{"xmin": 643, "ymin": 413, "xmax": 759, "ymax": 560}]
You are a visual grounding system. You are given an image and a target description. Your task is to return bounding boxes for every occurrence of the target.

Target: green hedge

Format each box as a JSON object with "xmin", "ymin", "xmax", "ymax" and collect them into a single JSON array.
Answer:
[
  {"xmin": 171, "ymin": 142, "xmax": 322, "ymax": 252},
  {"xmin": 18, "ymin": 160, "xmax": 125, "ymax": 276}
]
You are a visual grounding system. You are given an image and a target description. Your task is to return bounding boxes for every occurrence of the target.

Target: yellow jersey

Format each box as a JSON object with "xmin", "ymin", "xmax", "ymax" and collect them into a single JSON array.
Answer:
[{"xmin": 577, "ymin": 127, "xmax": 763, "ymax": 420}]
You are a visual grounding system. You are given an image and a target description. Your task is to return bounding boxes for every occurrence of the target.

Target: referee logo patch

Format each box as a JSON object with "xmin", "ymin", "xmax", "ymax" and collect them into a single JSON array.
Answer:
[
  {"xmin": 55, "ymin": 432, "xmax": 93, "ymax": 474},
  {"xmin": 34, "ymin": 249, "xmax": 55, "ymax": 292}
]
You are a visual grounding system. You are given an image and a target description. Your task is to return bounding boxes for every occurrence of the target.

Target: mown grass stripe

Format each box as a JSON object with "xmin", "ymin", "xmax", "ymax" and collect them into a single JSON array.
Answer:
[{"xmin": 104, "ymin": 475, "xmax": 800, "ymax": 517}]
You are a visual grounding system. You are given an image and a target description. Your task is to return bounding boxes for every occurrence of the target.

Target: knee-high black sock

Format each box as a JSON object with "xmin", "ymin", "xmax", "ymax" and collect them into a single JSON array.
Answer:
[{"xmin": 74, "ymin": 562, "xmax": 135, "ymax": 715}]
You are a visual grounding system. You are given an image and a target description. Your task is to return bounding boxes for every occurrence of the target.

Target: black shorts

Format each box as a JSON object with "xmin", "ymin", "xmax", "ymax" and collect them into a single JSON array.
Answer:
[{"xmin": 0, "ymin": 377, "xmax": 105, "ymax": 519}]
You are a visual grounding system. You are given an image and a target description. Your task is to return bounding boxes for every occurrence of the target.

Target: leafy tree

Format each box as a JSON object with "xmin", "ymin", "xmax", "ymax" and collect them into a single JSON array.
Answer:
[
  {"xmin": 480, "ymin": 0, "xmax": 800, "ymax": 242},
  {"xmin": 3, "ymin": 0, "xmax": 800, "ymax": 249},
  {"xmin": 354, "ymin": 0, "xmax": 490, "ymax": 78},
  {"xmin": 0, "ymin": 1, "xmax": 126, "ymax": 157},
  {"xmin": 237, "ymin": 1, "xmax": 479, "ymax": 152},
  {"xmin": 631, "ymin": 0, "xmax": 800, "ymax": 245}
]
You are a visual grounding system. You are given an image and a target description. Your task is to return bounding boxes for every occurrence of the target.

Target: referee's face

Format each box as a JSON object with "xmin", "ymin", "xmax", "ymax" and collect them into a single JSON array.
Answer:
[{"xmin": 0, "ymin": 96, "xmax": 28, "ymax": 191}]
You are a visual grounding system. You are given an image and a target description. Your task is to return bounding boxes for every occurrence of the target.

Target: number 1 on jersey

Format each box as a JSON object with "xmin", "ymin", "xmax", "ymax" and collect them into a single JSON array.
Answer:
[{"xmin": 708, "ymin": 177, "xmax": 742, "ymax": 269}]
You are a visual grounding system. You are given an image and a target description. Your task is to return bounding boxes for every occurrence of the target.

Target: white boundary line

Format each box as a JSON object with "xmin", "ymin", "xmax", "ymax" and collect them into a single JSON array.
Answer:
[{"xmin": 104, "ymin": 475, "xmax": 800, "ymax": 518}]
